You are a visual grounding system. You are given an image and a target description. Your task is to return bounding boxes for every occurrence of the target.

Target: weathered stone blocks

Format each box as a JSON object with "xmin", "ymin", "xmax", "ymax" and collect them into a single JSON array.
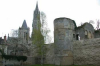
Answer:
[
  {"xmin": 54, "ymin": 17, "xmax": 76, "ymax": 65},
  {"xmin": 73, "ymin": 38, "xmax": 100, "ymax": 65}
]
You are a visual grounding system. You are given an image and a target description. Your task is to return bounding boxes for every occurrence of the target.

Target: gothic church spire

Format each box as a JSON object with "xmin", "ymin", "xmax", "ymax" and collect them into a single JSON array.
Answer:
[
  {"xmin": 32, "ymin": 1, "xmax": 41, "ymax": 36},
  {"xmin": 34, "ymin": 1, "xmax": 40, "ymax": 14},
  {"xmin": 36, "ymin": 1, "xmax": 39, "ymax": 11},
  {"xmin": 32, "ymin": 1, "xmax": 40, "ymax": 29}
]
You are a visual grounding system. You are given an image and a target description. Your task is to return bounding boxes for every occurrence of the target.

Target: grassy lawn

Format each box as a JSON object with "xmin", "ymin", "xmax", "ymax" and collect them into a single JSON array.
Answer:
[{"xmin": 15, "ymin": 64, "xmax": 99, "ymax": 66}]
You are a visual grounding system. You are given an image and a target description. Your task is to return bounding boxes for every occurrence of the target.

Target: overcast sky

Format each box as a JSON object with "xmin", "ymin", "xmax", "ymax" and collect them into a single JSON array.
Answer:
[{"xmin": 0, "ymin": 0, "xmax": 100, "ymax": 40}]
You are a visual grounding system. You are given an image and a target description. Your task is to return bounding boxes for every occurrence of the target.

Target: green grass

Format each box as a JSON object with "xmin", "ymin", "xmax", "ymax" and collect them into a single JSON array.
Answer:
[{"xmin": 15, "ymin": 64, "xmax": 99, "ymax": 66}]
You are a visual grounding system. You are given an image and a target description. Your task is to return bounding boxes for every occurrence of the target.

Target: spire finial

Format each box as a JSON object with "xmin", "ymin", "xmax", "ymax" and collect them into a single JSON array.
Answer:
[
  {"xmin": 36, "ymin": 1, "xmax": 39, "ymax": 10},
  {"xmin": 36, "ymin": 0, "xmax": 38, "ymax": 5}
]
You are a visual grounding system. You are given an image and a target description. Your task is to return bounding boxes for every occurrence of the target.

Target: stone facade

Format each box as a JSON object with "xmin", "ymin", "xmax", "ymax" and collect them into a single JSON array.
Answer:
[
  {"xmin": 76, "ymin": 23, "xmax": 94, "ymax": 40},
  {"xmin": 54, "ymin": 18, "xmax": 75, "ymax": 65},
  {"xmin": 73, "ymin": 38, "xmax": 100, "ymax": 65},
  {"xmin": 18, "ymin": 20, "xmax": 30, "ymax": 45}
]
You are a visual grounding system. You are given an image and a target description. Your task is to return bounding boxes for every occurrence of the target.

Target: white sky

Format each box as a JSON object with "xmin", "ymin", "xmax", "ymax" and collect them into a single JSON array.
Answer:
[{"xmin": 0, "ymin": 0, "xmax": 100, "ymax": 40}]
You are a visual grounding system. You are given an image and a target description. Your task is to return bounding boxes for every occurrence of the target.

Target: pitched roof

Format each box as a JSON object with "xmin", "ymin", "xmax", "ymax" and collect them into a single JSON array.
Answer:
[{"xmin": 22, "ymin": 20, "xmax": 27, "ymax": 29}]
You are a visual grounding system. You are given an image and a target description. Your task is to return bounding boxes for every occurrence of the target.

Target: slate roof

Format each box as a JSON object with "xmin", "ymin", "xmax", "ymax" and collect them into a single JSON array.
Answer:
[{"xmin": 22, "ymin": 20, "xmax": 27, "ymax": 29}]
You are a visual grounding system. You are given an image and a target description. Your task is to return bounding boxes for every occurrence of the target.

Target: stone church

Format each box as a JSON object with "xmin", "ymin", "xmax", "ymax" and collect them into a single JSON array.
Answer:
[{"xmin": 2, "ymin": 2, "xmax": 41, "ymax": 57}]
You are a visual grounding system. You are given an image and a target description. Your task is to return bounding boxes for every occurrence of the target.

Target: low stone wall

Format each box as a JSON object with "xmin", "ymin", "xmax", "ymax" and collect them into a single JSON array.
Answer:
[
  {"xmin": 3, "ymin": 59, "xmax": 20, "ymax": 66},
  {"xmin": 44, "ymin": 43, "xmax": 55, "ymax": 64},
  {"xmin": 24, "ymin": 56, "xmax": 35, "ymax": 65},
  {"xmin": 73, "ymin": 38, "xmax": 100, "ymax": 65}
]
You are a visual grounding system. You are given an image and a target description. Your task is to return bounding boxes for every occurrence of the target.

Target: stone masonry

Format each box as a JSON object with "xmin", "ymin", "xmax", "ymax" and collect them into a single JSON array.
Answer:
[
  {"xmin": 73, "ymin": 38, "xmax": 100, "ymax": 65},
  {"xmin": 54, "ymin": 17, "xmax": 76, "ymax": 65}
]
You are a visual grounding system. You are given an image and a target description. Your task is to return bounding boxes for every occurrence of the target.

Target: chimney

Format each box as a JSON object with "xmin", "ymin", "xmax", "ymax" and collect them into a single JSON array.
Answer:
[{"xmin": 4, "ymin": 35, "xmax": 6, "ymax": 43}]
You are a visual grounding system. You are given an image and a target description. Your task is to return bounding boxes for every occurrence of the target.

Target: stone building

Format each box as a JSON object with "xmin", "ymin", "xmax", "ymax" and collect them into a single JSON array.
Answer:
[
  {"xmin": 0, "ymin": 1, "xmax": 40, "ymax": 58},
  {"xmin": 6, "ymin": 20, "xmax": 31, "ymax": 56},
  {"xmin": 75, "ymin": 23, "xmax": 94, "ymax": 40},
  {"xmin": 18, "ymin": 20, "xmax": 30, "ymax": 45}
]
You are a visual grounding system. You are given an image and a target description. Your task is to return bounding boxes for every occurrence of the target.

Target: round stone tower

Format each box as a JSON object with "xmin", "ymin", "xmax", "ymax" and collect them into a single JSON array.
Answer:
[{"xmin": 54, "ymin": 17, "xmax": 76, "ymax": 65}]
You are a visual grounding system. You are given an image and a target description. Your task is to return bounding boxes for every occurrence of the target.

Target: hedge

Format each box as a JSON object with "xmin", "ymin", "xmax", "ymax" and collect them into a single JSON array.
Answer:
[{"xmin": 2, "ymin": 55, "xmax": 27, "ymax": 62}]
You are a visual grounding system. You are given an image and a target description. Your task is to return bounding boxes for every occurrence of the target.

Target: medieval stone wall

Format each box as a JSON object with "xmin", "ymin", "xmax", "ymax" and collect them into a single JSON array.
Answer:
[
  {"xmin": 24, "ymin": 38, "xmax": 100, "ymax": 65},
  {"xmin": 73, "ymin": 38, "xmax": 100, "ymax": 65},
  {"xmin": 24, "ymin": 57, "xmax": 35, "ymax": 65},
  {"xmin": 44, "ymin": 43, "xmax": 55, "ymax": 64}
]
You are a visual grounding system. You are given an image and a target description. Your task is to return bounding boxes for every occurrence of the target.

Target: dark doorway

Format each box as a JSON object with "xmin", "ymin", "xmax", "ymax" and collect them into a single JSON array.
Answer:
[{"xmin": 76, "ymin": 34, "xmax": 79, "ymax": 40}]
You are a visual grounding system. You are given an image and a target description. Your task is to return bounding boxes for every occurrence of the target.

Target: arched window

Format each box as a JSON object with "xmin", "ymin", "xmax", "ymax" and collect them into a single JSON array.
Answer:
[{"xmin": 85, "ymin": 30, "xmax": 88, "ymax": 39}]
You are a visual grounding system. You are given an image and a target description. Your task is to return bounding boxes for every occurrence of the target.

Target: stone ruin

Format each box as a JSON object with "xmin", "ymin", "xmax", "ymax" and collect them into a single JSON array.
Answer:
[
  {"xmin": 42, "ymin": 17, "xmax": 100, "ymax": 65},
  {"xmin": 54, "ymin": 17, "xmax": 75, "ymax": 65}
]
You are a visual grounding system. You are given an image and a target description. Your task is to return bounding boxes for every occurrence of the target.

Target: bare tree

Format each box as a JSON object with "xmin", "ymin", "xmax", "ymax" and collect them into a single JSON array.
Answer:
[
  {"xmin": 11, "ymin": 29, "xmax": 18, "ymax": 37},
  {"xmin": 96, "ymin": 20, "xmax": 100, "ymax": 30}
]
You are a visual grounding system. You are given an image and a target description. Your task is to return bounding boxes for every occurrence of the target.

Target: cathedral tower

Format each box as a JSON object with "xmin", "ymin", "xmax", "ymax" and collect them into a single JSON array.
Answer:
[
  {"xmin": 32, "ymin": 2, "xmax": 41, "ymax": 32},
  {"xmin": 31, "ymin": 1, "xmax": 44, "ymax": 44},
  {"xmin": 32, "ymin": 2, "xmax": 42, "ymax": 38}
]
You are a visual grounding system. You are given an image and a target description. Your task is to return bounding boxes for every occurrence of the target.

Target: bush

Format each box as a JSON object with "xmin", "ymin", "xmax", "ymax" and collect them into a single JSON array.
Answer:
[{"xmin": 2, "ymin": 55, "xmax": 27, "ymax": 62}]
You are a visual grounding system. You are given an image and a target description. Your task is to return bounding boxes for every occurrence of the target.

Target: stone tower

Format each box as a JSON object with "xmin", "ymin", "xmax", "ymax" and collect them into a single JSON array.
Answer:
[
  {"xmin": 32, "ymin": 2, "xmax": 41, "ymax": 34},
  {"xmin": 18, "ymin": 20, "xmax": 30, "ymax": 44},
  {"xmin": 31, "ymin": 2, "xmax": 44, "ymax": 42},
  {"xmin": 54, "ymin": 17, "xmax": 76, "ymax": 65}
]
